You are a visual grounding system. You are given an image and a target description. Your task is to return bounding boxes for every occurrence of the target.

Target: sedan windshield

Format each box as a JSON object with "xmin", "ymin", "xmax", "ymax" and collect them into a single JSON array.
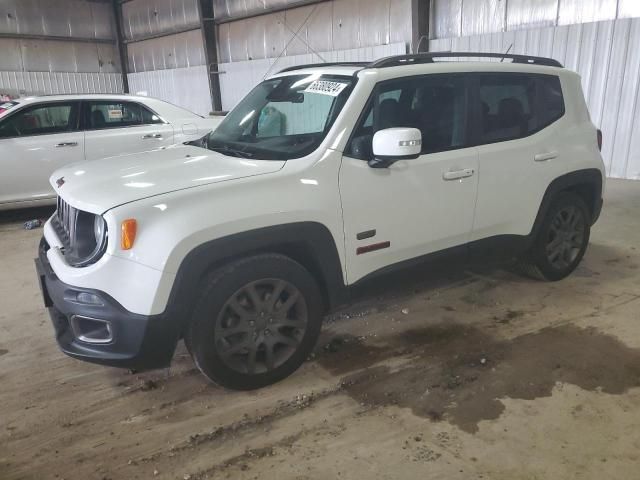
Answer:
[{"xmin": 207, "ymin": 74, "xmax": 355, "ymax": 160}]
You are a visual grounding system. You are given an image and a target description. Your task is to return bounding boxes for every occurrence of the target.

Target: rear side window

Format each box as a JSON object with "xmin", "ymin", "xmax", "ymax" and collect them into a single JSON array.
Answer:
[
  {"xmin": 85, "ymin": 101, "xmax": 163, "ymax": 130},
  {"xmin": 0, "ymin": 102, "xmax": 79, "ymax": 138},
  {"xmin": 476, "ymin": 73, "xmax": 564, "ymax": 145}
]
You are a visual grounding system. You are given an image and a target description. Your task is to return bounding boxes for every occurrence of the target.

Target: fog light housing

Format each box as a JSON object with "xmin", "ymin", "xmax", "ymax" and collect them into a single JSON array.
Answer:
[
  {"xmin": 70, "ymin": 316, "xmax": 113, "ymax": 344},
  {"xmin": 76, "ymin": 292, "xmax": 104, "ymax": 306}
]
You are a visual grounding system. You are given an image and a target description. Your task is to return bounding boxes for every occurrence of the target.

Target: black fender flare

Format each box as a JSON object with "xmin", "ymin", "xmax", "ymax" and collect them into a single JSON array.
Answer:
[
  {"xmin": 163, "ymin": 222, "xmax": 348, "ymax": 333},
  {"xmin": 530, "ymin": 168, "xmax": 603, "ymax": 241}
]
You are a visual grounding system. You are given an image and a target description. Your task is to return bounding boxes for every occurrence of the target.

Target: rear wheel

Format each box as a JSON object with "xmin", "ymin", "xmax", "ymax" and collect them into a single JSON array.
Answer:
[
  {"xmin": 518, "ymin": 192, "xmax": 591, "ymax": 281},
  {"xmin": 186, "ymin": 254, "xmax": 324, "ymax": 390}
]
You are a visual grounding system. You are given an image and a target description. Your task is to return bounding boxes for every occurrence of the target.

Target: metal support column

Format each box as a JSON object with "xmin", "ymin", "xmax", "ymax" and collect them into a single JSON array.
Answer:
[
  {"xmin": 112, "ymin": 0, "xmax": 130, "ymax": 93},
  {"xmin": 198, "ymin": 0, "xmax": 223, "ymax": 113},
  {"xmin": 411, "ymin": 0, "xmax": 431, "ymax": 54}
]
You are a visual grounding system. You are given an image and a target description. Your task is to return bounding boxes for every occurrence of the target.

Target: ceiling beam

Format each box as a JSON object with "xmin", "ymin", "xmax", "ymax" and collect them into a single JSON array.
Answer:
[{"xmin": 0, "ymin": 32, "xmax": 114, "ymax": 44}]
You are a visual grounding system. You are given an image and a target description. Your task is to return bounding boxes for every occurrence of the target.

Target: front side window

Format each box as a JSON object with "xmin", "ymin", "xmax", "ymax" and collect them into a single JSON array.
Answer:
[
  {"xmin": 476, "ymin": 73, "xmax": 564, "ymax": 144},
  {"xmin": 85, "ymin": 101, "xmax": 163, "ymax": 130},
  {"xmin": 207, "ymin": 74, "xmax": 355, "ymax": 160},
  {"xmin": 348, "ymin": 75, "xmax": 468, "ymax": 159},
  {"xmin": 0, "ymin": 103, "xmax": 78, "ymax": 138}
]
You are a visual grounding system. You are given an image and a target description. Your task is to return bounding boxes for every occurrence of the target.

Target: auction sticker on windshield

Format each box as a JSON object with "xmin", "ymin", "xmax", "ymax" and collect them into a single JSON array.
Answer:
[{"xmin": 304, "ymin": 80, "xmax": 348, "ymax": 97}]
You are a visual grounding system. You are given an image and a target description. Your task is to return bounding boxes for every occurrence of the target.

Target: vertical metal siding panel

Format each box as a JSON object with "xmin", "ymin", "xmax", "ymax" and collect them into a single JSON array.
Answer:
[
  {"xmin": 264, "ymin": 11, "xmax": 285, "ymax": 59},
  {"xmin": 538, "ymin": 26, "xmax": 555, "ymax": 58},
  {"xmin": 513, "ymin": 29, "xmax": 528, "ymax": 55},
  {"xmin": 216, "ymin": 22, "xmax": 232, "ymax": 64},
  {"xmin": 626, "ymin": 80, "xmax": 640, "ymax": 179},
  {"xmin": 558, "ymin": 0, "xmax": 617, "ymax": 25},
  {"xmin": 501, "ymin": 31, "xmax": 516, "ymax": 54},
  {"xmin": 0, "ymin": 0, "xmax": 20, "ymax": 35},
  {"xmin": 564, "ymin": 24, "xmax": 583, "ymax": 72},
  {"xmin": 577, "ymin": 22, "xmax": 597, "ymax": 100},
  {"xmin": 245, "ymin": 15, "xmax": 268, "ymax": 60},
  {"xmin": 306, "ymin": 2, "xmax": 333, "ymax": 54},
  {"xmin": 591, "ymin": 33, "xmax": 613, "ymax": 128},
  {"xmin": 332, "ymin": 0, "xmax": 360, "ymax": 50},
  {"xmin": 228, "ymin": 18, "xmax": 249, "ymax": 62},
  {"xmin": 611, "ymin": 19, "xmax": 640, "ymax": 178},
  {"xmin": 525, "ymin": 28, "xmax": 542, "ymax": 56},
  {"xmin": 432, "ymin": 0, "xmax": 462, "ymax": 39},
  {"xmin": 551, "ymin": 25, "xmax": 569, "ymax": 65},
  {"xmin": 600, "ymin": 19, "xmax": 632, "ymax": 175},
  {"xmin": 358, "ymin": 0, "xmax": 389, "ymax": 48},
  {"xmin": 506, "ymin": 0, "xmax": 558, "ymax": 30},
  {"xmin": 390, "ymin": 0, "xmax": 412, "ymax": 49},
  {"xmin": 15, "ymin": 0, "xmax": 45, "ymax": 36},
  {"xmin": 91, "ymin": 2, "xmax": 116, "ymax": 40},
  {"xmin": 0, "ymin": 38, "xmax": 23, "ymax": 70},
  {"xmin": 461, "ymin": 0, "xmax": 506, "ymax": 36},
  {"xmin": 285, "ymin": 5, "xmax": 314, "ymax": 56}
]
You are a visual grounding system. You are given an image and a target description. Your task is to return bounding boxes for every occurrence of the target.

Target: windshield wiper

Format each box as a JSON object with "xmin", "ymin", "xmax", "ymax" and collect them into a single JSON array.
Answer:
[{"xmin": 209, "ymin": 144, "xmax": 254, "ymax": 158}]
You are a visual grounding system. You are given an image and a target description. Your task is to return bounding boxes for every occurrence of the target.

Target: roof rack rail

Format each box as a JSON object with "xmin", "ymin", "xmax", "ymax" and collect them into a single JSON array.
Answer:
[
  {"xmin": 277, "ymin": 62, "xmax": 369, "ymax": 74},
  {"xmin": 368, "ymin": 52, "xmax": 563, "ymax": 68}
]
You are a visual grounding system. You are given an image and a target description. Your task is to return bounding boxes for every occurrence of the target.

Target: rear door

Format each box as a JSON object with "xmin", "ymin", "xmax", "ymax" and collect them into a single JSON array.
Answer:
[
  {"xmin": 82, "ymin": 100, "xmax": 174, "ymax": 161},
  {"xmin": 0, "ymin": 101, "xmax": 83, "ymax": 205},
  {"xmin": 470, "ymin": 73, "xmax": 566, "ymax": 241}
]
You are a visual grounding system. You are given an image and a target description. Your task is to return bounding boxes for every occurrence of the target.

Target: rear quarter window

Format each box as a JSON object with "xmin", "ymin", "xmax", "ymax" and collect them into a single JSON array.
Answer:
[{"xmin": 476, "ymin": 73, "xmax": 564, "ymax": 145}]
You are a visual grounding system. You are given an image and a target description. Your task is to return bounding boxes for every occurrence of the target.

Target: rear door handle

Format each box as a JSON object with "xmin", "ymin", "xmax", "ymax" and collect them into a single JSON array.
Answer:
[
  {"xmin": 534, "ymin": 151, "xmax": 558, "ymax": 162},
  {"xmin": 443, "ymin": 168, "xmax": 475, "ymax": 181},
  {"xmin": 55, "ymin": 142, "xmax": 78, "ymax": 148},
  {"xmin": 142, "ymin": 133, "xmax": 163, "ymax": 139}
]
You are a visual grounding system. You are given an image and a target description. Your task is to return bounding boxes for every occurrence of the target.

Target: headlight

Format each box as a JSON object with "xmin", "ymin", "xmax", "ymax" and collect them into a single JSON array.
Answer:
[{"xmin": 94, "ymin": 215, "xmax": 106, "ymax": 243}]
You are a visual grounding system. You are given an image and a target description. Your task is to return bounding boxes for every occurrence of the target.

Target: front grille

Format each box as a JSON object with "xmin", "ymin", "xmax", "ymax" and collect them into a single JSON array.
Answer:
[
  {"xmin": 50, "ymin": 197, "xmax": 107, "ymax": 267},
  {"xmin": 52, "ymin": 197, "xmax": 77, "ymax": 252}
]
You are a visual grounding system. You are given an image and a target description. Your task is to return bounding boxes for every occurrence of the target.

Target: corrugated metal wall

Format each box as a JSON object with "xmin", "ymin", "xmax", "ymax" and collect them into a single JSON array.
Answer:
[
  {"xmin": 216, "ymin": 0, "xmax": 413, "ymax": 63},
  {"xmin": 0, "ymin": 0, "xmax": 115, "ymax": 39},
  {"xmin": 430, "ymin": 18, "xmax": 640, "ymax": 180},
  {"xmin": 432, "ymin": 0, "xmax": 640, "ymax": 38},
  {"xmin": 122, "ymin": 0, "xmax": 212, "ymax": 114},
  {"xmin": 218, "ymin": 42, "xmax": 406, "ymax": 110},
  {"xmin": 121, "ymin": 0, "xmax": 200, "ymax": 40},
  {"xmin": 128, "ymin": 65, "xmax": 211, "ymax": 116},
  {"xmin": 0, "ymin": 0, "xmax": 122, "ymax": 97},
  {"xmin": 212, "ymin": 0, "xmax": 327, "ymax": 22}
]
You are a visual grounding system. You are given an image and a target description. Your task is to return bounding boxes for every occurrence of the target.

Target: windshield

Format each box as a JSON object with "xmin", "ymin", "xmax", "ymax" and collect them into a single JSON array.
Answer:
[{"xmin": 207, "ymin": 74, "xmax": 355, "ymax": 160}]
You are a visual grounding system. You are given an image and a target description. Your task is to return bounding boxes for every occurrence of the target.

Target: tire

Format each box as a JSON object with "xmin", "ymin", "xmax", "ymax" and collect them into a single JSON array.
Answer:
[
  {"xmin": 185, "ymin": 253, "xmax": 324, "ymax": 390},
  {"xmin": 518, "ymin": 192, "xmax": 591, "ymax": 281}
]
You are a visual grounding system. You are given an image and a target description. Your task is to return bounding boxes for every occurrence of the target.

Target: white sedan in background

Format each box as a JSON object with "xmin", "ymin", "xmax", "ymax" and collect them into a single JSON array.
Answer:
[{"xmin": 0, "ymin": 94, "xmax": 223, "ymax": 210}]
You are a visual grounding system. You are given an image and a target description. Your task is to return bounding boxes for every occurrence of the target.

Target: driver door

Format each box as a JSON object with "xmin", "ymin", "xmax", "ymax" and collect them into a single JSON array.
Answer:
[{"xmin": 339, "ymin": 74, "xmax": 479, "ymax": 283}]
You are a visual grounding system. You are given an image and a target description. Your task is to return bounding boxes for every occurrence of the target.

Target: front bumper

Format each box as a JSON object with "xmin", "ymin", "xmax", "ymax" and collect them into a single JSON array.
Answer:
[{"xmin": 35, "ymin": 238, "xmax": 179, "ymax": 370}]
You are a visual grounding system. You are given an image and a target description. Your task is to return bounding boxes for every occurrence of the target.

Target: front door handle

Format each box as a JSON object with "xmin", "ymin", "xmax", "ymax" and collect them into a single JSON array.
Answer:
[
  {"xmin": 142, "ymin": 133, "xmax": 163, "ymax": 139},
  {"xmin": 443, "ymin": 168, "xmax": 475, "ymax": 181},
  {"xmin": 534, "ymin": 151, "xmax": 558, "ymax": 162},
  {"xmin": 55, "ymin": 142, "xmax": 78, "ymax": 148}
]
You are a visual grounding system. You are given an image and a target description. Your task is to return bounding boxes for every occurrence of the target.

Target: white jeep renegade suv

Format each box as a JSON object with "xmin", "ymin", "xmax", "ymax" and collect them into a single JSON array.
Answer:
[{"xmin": 36, "ymin": 52, "xmax": 605, "ymax": 390}]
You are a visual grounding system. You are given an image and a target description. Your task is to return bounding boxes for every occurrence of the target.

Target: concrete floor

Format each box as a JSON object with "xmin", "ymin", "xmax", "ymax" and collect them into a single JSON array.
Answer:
[{"xmin": 1, "ymin": 179, "xmax": 640, "ymax": 480}]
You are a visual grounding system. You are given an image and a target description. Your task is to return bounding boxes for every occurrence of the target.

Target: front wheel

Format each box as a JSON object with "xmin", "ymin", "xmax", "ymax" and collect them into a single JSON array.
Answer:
[
  {"xmin": 518, "ymin": 192, "xmax": 591, "ymax": 281},
  {"xmin": 186, "ymin": 254, "xmax": 324, "ymax": 390}
]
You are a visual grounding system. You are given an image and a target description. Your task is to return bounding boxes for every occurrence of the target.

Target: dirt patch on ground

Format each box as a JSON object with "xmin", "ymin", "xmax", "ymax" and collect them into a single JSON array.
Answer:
[{"xmin": 317, "ymin": 324, "xmax": 640, "ymax": 433}]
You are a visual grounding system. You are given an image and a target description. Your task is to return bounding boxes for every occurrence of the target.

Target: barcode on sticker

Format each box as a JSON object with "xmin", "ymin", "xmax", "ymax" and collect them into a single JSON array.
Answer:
[
  {"xmin": 108, "ymin": 109, "xmax": 123, "ymax": 119},
  {"xmin": 304, "ymin": 80, "xmax": 348, "ymax": 97}
]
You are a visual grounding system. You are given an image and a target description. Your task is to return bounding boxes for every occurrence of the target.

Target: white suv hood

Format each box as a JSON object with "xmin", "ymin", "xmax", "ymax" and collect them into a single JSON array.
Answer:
[{"xmin": 50, "ymin": 144, "xmax": 285, "ymax": 214}]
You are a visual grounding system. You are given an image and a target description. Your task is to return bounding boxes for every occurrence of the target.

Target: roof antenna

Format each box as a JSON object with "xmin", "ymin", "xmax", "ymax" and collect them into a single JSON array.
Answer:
[{"xmin": 500, "ymin": 44, "xmax": 513, "ymax": 62}]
